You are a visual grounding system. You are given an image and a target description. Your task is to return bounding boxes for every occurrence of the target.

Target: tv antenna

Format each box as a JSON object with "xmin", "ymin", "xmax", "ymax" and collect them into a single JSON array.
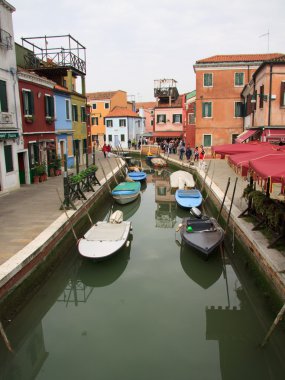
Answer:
[{"xmin": 259, "ymin": 29, "xmax": 270, "ymax": 52}]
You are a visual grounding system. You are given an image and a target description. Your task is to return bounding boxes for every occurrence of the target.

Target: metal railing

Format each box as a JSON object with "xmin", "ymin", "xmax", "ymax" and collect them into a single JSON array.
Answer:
[{"xmin": 0, "ymin": 28, "xmax": 12, "ymax": 50}]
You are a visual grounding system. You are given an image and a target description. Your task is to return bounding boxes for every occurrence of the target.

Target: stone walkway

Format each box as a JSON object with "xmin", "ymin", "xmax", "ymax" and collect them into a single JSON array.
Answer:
[{"xmin": 0, "ymin": 151, "xmax": 120, "ymax": 265}]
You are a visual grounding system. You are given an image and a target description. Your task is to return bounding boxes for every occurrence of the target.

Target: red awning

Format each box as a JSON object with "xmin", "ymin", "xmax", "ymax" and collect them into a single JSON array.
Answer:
[
  {"xmin": 152, "ymin": 131, "xmax": 182, "ymax": 138},
  {"xmin": 249, "ymin": 154, "xmax": 285, "ymax": 184},
  {"xmin": 212, "ymin": 141, "xmax": 272, "ymax": 157},
  {"xmin": 235, "ymin": 129, "xmax": 258, "ymax": 143},
  {"xmin": 262, "ymin": 128, "xmax": 285, "ymax": 142},
  {"xmin": 228, "ymin": 149, "xmax": 285, "ymax": 176}
]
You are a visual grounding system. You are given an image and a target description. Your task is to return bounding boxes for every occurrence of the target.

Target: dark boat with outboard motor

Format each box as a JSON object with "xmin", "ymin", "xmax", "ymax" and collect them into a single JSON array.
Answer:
[{"xmin": 178, "ymin": 207, "xmax": 224, "ymax": 258}]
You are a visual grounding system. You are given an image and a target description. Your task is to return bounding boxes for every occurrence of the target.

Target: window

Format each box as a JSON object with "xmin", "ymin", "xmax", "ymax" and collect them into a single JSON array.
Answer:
[
  {"xmin": 172, "ymin": 114, "xmax": 182, "ymax": 123},
  {"xmin": 188, "ymin": 113, "xmax": 195, "ymax": 124},
  {"xmin": 81, "ymin": 106, "xmax": 86, "ymax": 122},
  {"xmin": 235, "ymin": 72, "xmax": 244, "ymax": 86},
  {"xmin": 4, "ymin": 145, "xmax": 13, "ymax": 172},
  {"xmin": 108, "ymin": 135, "xmax": 113, "ymax": 142},
  {"xmin": 91, "ymin": 117, "xmax": 98, "ymax": 125},
  {"xmin": 280, "ymin": 82, "xmax": 285, "ymax": 107},
  {"xmin": 104, "ymin": 102, "xmax": 110, "ymax": 109},
  {"xmin": 202, "ymin": 102, "xmax": 212, "ymax": 117},
  {"xmin": 83, "ymin": 139, "xmax": 87, "ymax": 154},
  {"xmin": 203, "ymin": 134, "xmax": 212, "ymax": 147},
  {"xmin": 92, "ymin": 103, "xmax": 97, "ymax": 109},
  {"xmin": 121, "ymin": 134, "xmax": 125, "ymax": 142},
  {"xmin": 259, "ymin": 85, "xmax": 264, "ymax": 109},
  {"xmin": 234, "ymin": 102, "xmax": 243, "ymax": 117},
  {"xmin": 0, "ymin": 80, "xmax": 8, "ymax": 112},
  {"xmin": 106, "ymin": 120, "xmax": 113, "ymax": 127},
  {"xmin": 151, "ymin": 119, "xmax": 154, "ymax": 126},
  {"xmin": 119, "ymin": 119, "xmax": 126, "ymax": 127},
  {"xmin": 72, "ymin": 105, "xmax": 78, "ymax": 121},
  {"xmin": 22, "ymin": 90, "xmax": 34, "ymax": 116},
  {"xmin": 204, "ymin": 73, "xmax": 213, "ymax": 87},
  {"xmin": 65, "ymin": 99, "xmax": 71, "ymax": 120},
  {"xmin": 157, "ymin": 114, "xmax": 166, "ymax": 123},
  {"xmin": 232, "ymin": 134, "xmax": 239, "ymax": 143},
  {"xmin": 45, "ymin": 95, "xmax": 54, "ymax": 117}
]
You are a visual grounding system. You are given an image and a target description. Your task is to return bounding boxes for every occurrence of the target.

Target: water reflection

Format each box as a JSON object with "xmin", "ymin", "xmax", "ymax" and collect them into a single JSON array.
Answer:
[
  {"xmin": 180, "ymin": 242, "xmax": 223, "ymax": 288},
  {"xmin": 77, "ymin": 238, "xmax": 131, "ymax": 288},
  {"xmin": 112, "ymin": 196, "xmax": 141, "ymax": 220}
]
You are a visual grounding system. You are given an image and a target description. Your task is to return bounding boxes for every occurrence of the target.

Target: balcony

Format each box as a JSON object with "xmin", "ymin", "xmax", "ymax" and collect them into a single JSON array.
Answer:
[{"xmin": 0, "ymin": 28, "xmax": 12, "ymax": 50}]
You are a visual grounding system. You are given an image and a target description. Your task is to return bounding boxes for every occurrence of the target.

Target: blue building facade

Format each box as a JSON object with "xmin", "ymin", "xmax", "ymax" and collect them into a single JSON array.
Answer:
[{"xmin": 54, "ymin": 87, "xmax": 74, "ymax": 168}]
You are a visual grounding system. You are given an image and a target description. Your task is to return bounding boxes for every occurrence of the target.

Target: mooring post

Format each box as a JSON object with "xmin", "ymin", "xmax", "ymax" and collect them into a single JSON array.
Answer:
[{"xmin": 217, "ymin": 177, "xmax": 231, "ymax": 223}]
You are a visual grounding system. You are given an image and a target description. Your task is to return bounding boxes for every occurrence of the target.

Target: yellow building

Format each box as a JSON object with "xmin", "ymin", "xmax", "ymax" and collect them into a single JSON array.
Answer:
[{"xmin": 86, "ymin": 90, "xmax": 128, "ymax": 147}]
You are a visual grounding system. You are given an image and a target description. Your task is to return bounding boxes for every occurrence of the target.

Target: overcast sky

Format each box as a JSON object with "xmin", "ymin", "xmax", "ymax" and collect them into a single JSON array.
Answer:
[{"xmin": 11, "ymin": 0, "xmax": 285, "ymax": 101}]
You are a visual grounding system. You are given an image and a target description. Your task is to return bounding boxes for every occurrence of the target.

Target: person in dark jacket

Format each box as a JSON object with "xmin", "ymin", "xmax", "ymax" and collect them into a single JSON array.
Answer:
[{"xmin": 186, "ymin": 145, "xmax": 192, "ymax": 162}]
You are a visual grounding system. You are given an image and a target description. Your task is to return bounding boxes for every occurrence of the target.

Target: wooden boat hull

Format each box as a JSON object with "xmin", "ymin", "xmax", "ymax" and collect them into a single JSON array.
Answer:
[
  {"xmin": 112, "ymin": 192, "xmax": 140, "ymax": 204},
  {"xmin": 78, "ymin": 221, "xmax": 131, "ymax": 260},
  {"xmin": 180, "ymin": 217, "xmax": 224, "ymax": 257},
  {"xmin": 175, "ymin": 189, "xmax": 203, "ymax": 208},
  {"xmin": 112, "ymin": 182, "xmax": 141, "ymax": 204}
]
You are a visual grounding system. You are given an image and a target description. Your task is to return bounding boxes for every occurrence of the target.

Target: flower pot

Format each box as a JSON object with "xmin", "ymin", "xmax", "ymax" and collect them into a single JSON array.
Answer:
[{"xmin": 33, "ymin": 175, "xmax": 40, "ymax": 184}]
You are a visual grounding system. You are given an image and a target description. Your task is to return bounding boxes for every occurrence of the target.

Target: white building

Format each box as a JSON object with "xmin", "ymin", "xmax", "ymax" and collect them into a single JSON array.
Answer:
[
  {"xmin": 105, "ymin": 107, "xmax": 144, "ymax": 148},
  {"xmin": 0, "ymin": 0, "xmax": 27, "ymax": 193}
]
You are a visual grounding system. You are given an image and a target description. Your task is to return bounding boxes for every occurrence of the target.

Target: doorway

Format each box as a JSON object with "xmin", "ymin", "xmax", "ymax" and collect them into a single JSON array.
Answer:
[{"xmin": 18, "ymin": 152, "xmax": 26, "ymax": 184}]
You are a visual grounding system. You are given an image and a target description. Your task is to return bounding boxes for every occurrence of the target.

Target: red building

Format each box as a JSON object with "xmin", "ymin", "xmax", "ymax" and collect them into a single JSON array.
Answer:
[{"xmin": 18, "ymin": 69, "xmax": 56, "ymax": 181}]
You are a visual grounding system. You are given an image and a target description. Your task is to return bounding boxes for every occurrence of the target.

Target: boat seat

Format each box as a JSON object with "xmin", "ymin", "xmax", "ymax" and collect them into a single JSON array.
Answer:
[{"xmin": 186, "ymin": 219, "xmax": 214, "ymax": 232}]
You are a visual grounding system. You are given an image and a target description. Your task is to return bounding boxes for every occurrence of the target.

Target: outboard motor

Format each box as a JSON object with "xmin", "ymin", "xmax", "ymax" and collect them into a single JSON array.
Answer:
[{"xmin": 190, "ymin": 207, "xmax": 202, "ymax": 219}]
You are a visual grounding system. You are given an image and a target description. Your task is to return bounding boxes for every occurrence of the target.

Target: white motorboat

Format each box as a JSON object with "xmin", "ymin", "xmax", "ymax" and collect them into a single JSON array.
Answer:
[{"xmin": 78, "ymin": 211, "xmax": 132, "ymax": 260}]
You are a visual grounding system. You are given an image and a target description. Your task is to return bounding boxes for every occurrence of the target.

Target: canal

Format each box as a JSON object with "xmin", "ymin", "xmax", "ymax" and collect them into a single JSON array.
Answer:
[{"xmin": 1, "ymin": 165, "xmax": 285, "ymax": 379}]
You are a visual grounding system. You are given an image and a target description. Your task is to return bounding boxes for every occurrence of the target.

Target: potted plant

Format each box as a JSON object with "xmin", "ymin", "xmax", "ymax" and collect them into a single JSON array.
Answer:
[
  {"xmin": 33, "ymin": 163, "xmax": 41, "ymax": 184},
  {"xmin": 54, "ymin": 156, "xmax": 62, "ymax": 176},
  {"xmin": 46, "ymin": 116, "xmax": 54, "ymax": 124},
  {"xmin": 25, "ymin": 115, "xmax": 34, "ymax": 124}
]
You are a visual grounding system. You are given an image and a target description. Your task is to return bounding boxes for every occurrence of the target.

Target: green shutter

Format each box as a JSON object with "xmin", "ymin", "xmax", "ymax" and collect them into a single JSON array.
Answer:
[
  {"xmin": 50, "ymin": 96, "xmax": 55, "ymax": 117},
  {"xmin": 30, "ymin": 92, "xmax": 34, "ymax": 115},
  {"xmin": 0, "ymin": 80, "xmax": 8, "ymax": 112},
  {"xmin": 4, "ymin": 145, "xmax": 13, "ymax": 172},
  {"xmin": 202, "ymin": 103, "xmax": 205, "ymax": 117}
]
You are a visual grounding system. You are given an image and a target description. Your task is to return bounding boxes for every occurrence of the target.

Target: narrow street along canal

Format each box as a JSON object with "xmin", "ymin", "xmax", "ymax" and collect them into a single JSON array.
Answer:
[{"xmin": 1, "ymin": 166, "xmax": 285, "ymax": 380}]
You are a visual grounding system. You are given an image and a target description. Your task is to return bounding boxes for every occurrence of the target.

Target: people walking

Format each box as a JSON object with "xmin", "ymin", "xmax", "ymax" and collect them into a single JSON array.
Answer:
[
  {"xmin": 199, "ymin": 145, "xmax": 205, "ymax": 160},
  {"xmin": 102, "ymin": 143, "xmax": 108, "ymax": 158},
  {"xmin": 186, "ymin": 145, "xmax": 192, "ymax": 162},
  {"xmin": 194, "ymin": 146, "xmax": 199, "ymax": 162},
  {"xmin": 107, "ymin": 144, "xmax": 111, "ymax": 158},
  {"xmin": 179, "ymin": 141, "xmax": 185, "ymax": 160}
]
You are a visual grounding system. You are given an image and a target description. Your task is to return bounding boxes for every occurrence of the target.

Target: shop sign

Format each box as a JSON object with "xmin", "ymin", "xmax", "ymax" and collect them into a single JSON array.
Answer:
[{"xmin": 0, "ymin": 132, "xmax": 19, "ymax": 140}]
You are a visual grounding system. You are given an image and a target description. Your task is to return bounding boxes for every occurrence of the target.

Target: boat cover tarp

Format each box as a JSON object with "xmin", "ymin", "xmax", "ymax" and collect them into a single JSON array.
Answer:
[
  {"xmin": 177, "ymin": 189, "xmax": 201, "ymax": 198},
  {"xmin": 170, "ymin": 170, "xmax": 195, "ymax": 188},
  {"xmin": 112, "ymin": 182, "xmax": 141, "ymax": 192},
  {"xmin": 248, "ymin": 155, "xmax": 285, "ymax": 184},
  {"xmin": 84, "ymin": 223, "xmax": 128, "ymax": 241}
]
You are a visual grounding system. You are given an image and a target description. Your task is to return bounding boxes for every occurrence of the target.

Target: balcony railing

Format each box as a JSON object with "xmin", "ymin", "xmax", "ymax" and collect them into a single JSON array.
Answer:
[{"xmin": 0, "ymin": 28, "xmax": 12, "ymax": 50}]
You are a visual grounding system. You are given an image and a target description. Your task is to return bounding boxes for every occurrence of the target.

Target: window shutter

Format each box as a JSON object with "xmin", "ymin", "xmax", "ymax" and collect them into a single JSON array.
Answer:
[
  {"xmin": 44, "ymin": 95, "xmax": 48, "ymax": 116},
  {"xmin": 0, "ymin": 80, "xmax": 8, "ymax": 112},
  {"xmin": 260, "ymin": 85, "xmax": 264, "ymax": 109},
  {"xmin": 280, "ymin": 82, "xmax": 285, "ymax": 107},
  {"xmin": 50, "ymin": 96, "xmax": 55, "ymax": 117},
  {"xmin": 30, "ymin": 92, "xmax": 34, "ymax": 115},
  {"xmin": 202, "ymin": 103, "xmax": 205, "ymax": 117}
]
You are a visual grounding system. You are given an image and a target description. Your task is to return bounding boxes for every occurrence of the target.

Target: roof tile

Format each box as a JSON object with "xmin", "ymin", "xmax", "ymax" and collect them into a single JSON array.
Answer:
[{"xmin": 196, "ymin": 53, "xmax": 284, "ymax": 64}]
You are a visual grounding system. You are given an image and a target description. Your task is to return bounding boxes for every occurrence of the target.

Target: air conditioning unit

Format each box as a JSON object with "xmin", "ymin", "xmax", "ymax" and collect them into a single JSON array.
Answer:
[{"xmin": 1, "ymin": 113, "xmax": 13, "ymax": 124}]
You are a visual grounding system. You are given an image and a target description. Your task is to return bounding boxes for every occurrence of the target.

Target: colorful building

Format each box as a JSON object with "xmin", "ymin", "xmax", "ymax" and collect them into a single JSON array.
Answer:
[
  {"xmin": 54, "ymin": 85, "xmax": 74, "ymax": 168},
  {"xmin": 241, "ymin": 55, "xmax": 285, "ymax": 144},
  {"xmin": 18, "ymin": 69, "xmax": 56, "ymax": 182},
  {"xmin": 135, "ymin": 102, "xmax": 156, "ymax": 140},
  {"xmin": 193, "ymin": 54, "xmax": 284, "ymax": 148},
  {"xmin": 105, "ymin": 107, "xmax": 144, "ymax": 149},
  {"xmin": 86, "ymin": 90, "xmax": 128, "ymax": 148},
  {"xmin": 153, "ymin": 79, "xmax": 183, "ymax": 141},
  {"xmin": 0, "ymin": 1, "xmax": 27, "ymax": 192},
  {"xmin": 183, "ymin": 90, "xmax": 196, "ymax": 148}
]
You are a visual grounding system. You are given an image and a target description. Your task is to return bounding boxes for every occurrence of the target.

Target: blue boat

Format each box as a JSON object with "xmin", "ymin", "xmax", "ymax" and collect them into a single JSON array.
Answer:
[
  {"xmin": 112, "ymin": 182, "xmax": 141, "ymax": 204},
  {"xmin": 175, "ymin": 189, "xmax": 203, "ymax": 209},
  {"xmin": 128, "ymin": 171, "xmax": 147, "ymax": 181}
]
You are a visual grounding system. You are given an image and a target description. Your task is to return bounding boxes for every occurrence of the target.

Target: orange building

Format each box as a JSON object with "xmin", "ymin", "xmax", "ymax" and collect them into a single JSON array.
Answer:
[
  {"xmin": 86, "ymin": 90, "xmax": 127, "ymax": 147},
  {"xmin": 193, "ymin": 54, "xmax": 284, "ymax": 149}
]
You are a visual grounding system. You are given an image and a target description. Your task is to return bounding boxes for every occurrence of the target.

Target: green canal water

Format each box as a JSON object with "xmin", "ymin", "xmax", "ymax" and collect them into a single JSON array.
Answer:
[{"xmin": 1, "ymin": 167, "xmax": 285, "ymax": 379}]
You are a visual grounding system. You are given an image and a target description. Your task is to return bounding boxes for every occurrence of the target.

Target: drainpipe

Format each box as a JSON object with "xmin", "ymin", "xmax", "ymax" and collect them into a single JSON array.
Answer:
[{"xmin": 268, "ymin": 63, "xmax": 273, "ymax": 127}]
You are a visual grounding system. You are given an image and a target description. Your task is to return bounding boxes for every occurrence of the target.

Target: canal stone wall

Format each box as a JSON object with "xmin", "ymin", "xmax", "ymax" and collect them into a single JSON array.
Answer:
[{"xmin": 162, "ymin": 154, "xmax": 285, "ymax": 303}]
